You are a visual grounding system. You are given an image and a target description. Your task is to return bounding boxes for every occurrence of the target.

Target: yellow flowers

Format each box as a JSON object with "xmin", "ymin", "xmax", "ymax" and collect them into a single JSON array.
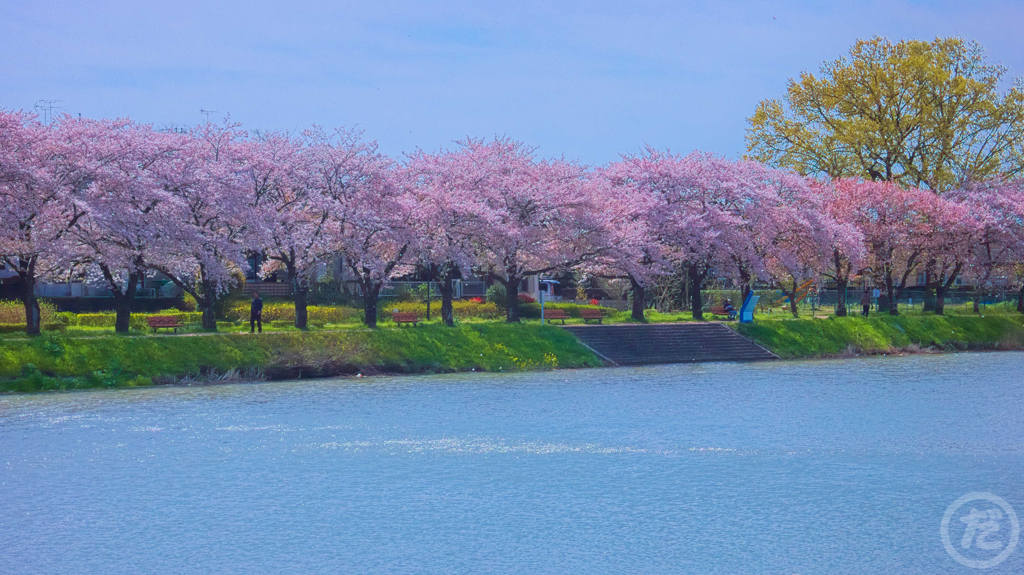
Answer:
[{"xmin": 491, "ymin": 343, "xmax": 558, "ymax": 371}]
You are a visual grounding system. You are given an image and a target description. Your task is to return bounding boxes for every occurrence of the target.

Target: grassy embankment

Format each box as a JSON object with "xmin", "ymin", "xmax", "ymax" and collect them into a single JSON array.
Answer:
[
  {"xmin": 0, "ymin": 324, "xmax": 602, "ymax": 392},
  {"xmin": 734, "ymin": 313, "xmax": 1024, "ymax": 359}
]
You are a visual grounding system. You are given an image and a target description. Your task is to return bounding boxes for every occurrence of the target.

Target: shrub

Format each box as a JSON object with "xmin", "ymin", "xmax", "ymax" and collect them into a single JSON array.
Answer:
[
  {"xmin": 381, "ymin": 300, "xmax": 503, "ymax": 320},
  {"xmin": 485, "ymin": 284, "xmax": 507, "ymax": 309},
  {"xmin": 0, "ymin": 300, "xmax": 59, "ymax": 324},
  {"xmin": 518, "ymin": 293, "xmax": 536, "ymax": 303},
  {"xmin": 224, "ymin": 302, "xmax": 362, "ymax": 324},
  {"xmin": 179, "ymin": 293, "xmax": 198, "ymax": 311}
]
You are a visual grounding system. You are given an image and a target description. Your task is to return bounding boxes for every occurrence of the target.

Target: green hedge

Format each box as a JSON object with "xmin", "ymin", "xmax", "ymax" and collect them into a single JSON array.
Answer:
[{"xmin": 67, "ymin": 311, "xmax": 203, "ymax": 329}]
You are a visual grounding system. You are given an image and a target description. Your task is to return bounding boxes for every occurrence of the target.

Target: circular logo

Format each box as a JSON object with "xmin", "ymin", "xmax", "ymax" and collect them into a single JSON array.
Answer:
[{"xmin": 941, "ymin": 492, "xmax": 1019, "ymax": 569}]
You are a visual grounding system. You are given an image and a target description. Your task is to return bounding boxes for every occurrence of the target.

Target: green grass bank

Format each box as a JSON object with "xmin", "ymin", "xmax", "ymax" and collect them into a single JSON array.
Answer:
[
  {"xmin": 0, "ymin": 324, "xmax": 602, "ymax": 393},
  {"xmin": 734, "ymin": 314, "xmax": 1024, "ymax": 359}
]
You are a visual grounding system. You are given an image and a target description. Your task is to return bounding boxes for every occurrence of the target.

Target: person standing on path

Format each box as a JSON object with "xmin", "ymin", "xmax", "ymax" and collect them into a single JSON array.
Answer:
[
  {"xmin": 861, "ymin": 289, "xmax": 872, "ymax": 317},
  {"xmin": 250, "ymin": 294, "xmax": 263, "ymax": 333}
]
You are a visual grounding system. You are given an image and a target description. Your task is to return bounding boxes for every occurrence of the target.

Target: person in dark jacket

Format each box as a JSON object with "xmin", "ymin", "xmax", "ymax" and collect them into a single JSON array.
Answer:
[
  {"xmin": 250, "ymin": 294, "xmax": 263, "ymax": 333},
  {"xmin": 861, "ymin": 289, "xmax": 872, "ymax": 317},
  {"xmin": 723, "ymin": 299, "xmax": 736, "ymax": 321}
]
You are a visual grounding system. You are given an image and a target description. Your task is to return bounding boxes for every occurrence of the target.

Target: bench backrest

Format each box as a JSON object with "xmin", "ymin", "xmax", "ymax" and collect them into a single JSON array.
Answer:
[
  {"xmin": 580, "ymin": 309, "xmax": 603, "ymax": 318},
  {"xmin": 392, "ymin": 312, "xmax": 419, "ymax": 322},
  {"xmin": 147, "ymin": 316, "xmax": 181, "ymax": 326},
  {"xmin": 543, "ymin": 309, "xmax": 569, "ymax": 318},
  {"xmin": 710, "ymin": 306, "xmax": 727, "ymax": 313}
]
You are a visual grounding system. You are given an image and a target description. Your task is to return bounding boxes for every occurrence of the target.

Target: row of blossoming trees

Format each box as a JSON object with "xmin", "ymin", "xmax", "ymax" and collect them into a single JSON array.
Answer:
[{"xmin": 2, "ymin": 111, "xmax": 1024, "ymax": 334}]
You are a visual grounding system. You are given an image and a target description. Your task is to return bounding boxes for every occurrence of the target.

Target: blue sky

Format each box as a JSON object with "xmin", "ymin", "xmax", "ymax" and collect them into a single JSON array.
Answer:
[{"xmin": 2, "ymin": 0, "xmax": 1022, "ymax": 165}]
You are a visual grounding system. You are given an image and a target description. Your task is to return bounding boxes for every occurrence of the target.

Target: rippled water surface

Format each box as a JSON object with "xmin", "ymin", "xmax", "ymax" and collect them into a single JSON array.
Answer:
[{"xmin": 3, "ymin": 353, "xmax": 1024, "ymax": 574}]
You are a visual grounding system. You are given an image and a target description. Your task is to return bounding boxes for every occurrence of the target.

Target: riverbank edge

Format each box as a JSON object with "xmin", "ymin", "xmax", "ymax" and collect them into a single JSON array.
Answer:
[
  {"xmin": 0, "ymin": 324, "xmax": 603, "ymax": 393},
  {"xmin": 732, "ymin": 314, "xmax": 1024, "ymax": 359},
  {"xmin": 3, "ymin": 315, "xmax": 1023, "ymax": 393}
]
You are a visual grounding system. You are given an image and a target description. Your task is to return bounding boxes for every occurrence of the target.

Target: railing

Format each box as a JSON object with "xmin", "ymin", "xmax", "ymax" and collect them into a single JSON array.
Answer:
[
  {"xmin": 350, "ymin": 280, "xmax": 487, "ymax": 299},
  {"xmin": 245, "ymin": 283, "xmax": 291, "ymax": 297},
  {"xmin": 34, "ymin": 283, "xmax": 171, "ymax": 299}
]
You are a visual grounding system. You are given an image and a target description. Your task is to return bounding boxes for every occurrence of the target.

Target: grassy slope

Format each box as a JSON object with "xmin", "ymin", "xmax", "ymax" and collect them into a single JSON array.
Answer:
[
  {"xmin": 0, "ymin": 324, "xmax": 602, "ymax": 392},
  {"xmin": 734, "ymin": 314, "xmax": 1024, "ymax": 358}
]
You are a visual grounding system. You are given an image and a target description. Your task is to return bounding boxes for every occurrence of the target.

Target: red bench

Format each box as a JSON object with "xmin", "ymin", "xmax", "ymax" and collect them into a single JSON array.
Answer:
[
  {"xmin": 147, "ymin": 315, "xmax": 185, "ymax": 333},
  {"xmin": 392, "ymin": 312, "xmax": 420, "ymax": 326},
  {"xmin": 710, "ymin": 306, "xmax": 736, "ymax": 320},
  {"xmin": 580, "ymin": 309, "xmax": 605, "ymax": 324},
  {"xmin": 543, "ymin": 309, "xmax": 570, "ymax": 324}
]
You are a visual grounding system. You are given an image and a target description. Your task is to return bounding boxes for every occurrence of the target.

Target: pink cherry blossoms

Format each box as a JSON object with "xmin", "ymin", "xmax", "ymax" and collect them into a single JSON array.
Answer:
[{"xmin": 2, "ymin": 109, "xmax": 1024, "ymax": 334}]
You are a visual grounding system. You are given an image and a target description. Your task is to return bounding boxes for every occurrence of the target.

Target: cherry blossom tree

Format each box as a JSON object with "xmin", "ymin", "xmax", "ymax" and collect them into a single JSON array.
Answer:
[
  {"xmin": 147, "ymin": 122, "xmax": 249, "ymax": 330},
  {"xmin": 838, "ymin": 180, "xmax": 939, "ymax": 315},
  {"xmin": 954, "ymin": 180, "xmax": 1024, "ymax": 313},
  {"xmin": 613, "ymin": 149, "xmax": 784, "ymax": 319},
  {"xmin": 0, "ymin": 111, "xmax": 89, "ymax": 334},
  {"xmin": 239, "ymin": 132, "xmax": 330, "ymax": 329},
  {"xmin": 306, "ymin": 127, "xmax": 409, "ymax": 328},
  {"xmin": 404, "ymin": 148, "xmax": 484, "ymax": 326},
  {"xmin": 597, "ymin": 165, "xmax": 672, "ymax": 321},
  {"xmin": 70, "ymin": 119, "xmax": 175, "ymax": 332},
  {"xmin": 746, "ymin": 169, "xmax": 862, "ymax": 318},
  {"xmin": 457, "ymin": 138, "xmax": 608, "ymax": 323}
]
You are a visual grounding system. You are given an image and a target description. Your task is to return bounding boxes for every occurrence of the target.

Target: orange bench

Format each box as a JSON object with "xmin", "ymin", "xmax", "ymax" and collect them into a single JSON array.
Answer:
[
  {"xmin": 543, "ymin": 309, "xmax": 570, "ymax": 324},
  {"xmin": 147, "ymin": 315, "xmax": 184, "ymax": 333},
  {"xmin": 392, "ymin": 311, "xmax": 420, "ymax": 326},
  {"xmin": 580, "ymin": 309, "xmax": 605, "ymax": 324}
]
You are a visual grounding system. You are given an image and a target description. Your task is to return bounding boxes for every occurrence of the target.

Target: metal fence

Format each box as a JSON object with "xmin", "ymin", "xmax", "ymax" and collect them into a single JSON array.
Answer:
[
  {"xmin": 350, "ymin": 280, "xmax": 487, "ymax": 299},
  {"xmin": 34, "ymin": 283, "xmax": 177, "ymax": 298}
]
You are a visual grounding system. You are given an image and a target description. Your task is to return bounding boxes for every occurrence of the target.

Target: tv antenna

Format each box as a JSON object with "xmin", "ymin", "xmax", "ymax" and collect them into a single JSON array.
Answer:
[
  {"xmin": 200, "ymin": 109, "xmax": 218, "ymax": 123},
  {"xmin": 34, "ymin": 100, "xmax": 62, "ymax": 125}
]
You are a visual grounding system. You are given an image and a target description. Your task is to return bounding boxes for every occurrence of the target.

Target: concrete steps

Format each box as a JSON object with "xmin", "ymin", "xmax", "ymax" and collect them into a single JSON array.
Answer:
[{"xmin": 562, "ymin": 323, "xmax": 778, "ymax": 365}]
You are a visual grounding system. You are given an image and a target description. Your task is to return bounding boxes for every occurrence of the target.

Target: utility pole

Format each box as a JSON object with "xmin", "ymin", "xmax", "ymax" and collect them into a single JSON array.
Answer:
[{"xmin": 34, "ymin": 100, "xmax": 62, "ymax": 125}]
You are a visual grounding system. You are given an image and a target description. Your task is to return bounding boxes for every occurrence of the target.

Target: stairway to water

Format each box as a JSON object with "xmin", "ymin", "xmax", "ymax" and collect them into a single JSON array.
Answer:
[{"xmin": 562, "ymin": 323, "xmax": 778, "ymax": 366}]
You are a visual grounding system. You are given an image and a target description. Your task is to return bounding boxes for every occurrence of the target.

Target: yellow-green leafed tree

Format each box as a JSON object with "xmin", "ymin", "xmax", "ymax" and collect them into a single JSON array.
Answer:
[{"xmin": 746, "ymin": 36, "xmax": 1024, "ymax": 192}]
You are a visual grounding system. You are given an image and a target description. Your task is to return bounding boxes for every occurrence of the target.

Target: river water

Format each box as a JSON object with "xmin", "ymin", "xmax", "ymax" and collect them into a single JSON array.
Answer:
[{"xmin": 2, "ymin": 353, "xmax": 1023, "ymax": 574}]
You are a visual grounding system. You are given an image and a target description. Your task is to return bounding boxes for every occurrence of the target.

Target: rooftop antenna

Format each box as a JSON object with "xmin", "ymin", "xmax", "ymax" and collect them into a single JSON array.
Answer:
[
  {"xmin": 34, "ymin": 100, "xmax": 62, "ymax": 125},
  {"xmin": 200, "ymin": 109, "xmax": 218, "ymax": 123}
]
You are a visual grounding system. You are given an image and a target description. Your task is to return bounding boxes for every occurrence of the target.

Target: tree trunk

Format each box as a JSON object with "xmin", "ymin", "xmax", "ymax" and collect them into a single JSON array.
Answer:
[
  {"xmin": 885, "ymin": 271, "xmax": 899, "ymax": 316},
  {"xmin": 439, "ymin": 272, "xmax": 455, "ymax": 327},
  {"xmin": 739, "ymin": 267, "xmax": 752, "ymax": 304},
  {"xmin": 688, "ymin": 263, "xmax": 704, "ymax": 320},
  {"xmin": 110, "ymin": 270, "xmax": 140, "ymax": 334},
  {"xmin": 425, "ymin": 267, "xmax": 432, "ymax": 321},
  {"xmin": 504, "ymin": 276, "xmax": 521, "ymax": 323},
  {"xmin": 200, "ymin": 299, "xmax": 218, "ymax": 330},
  {"xmin": 934, "ymin": 265, "xmax": 960, "ymax": 317},
  {"xmin": 362, "ymin": 282, "xmax": 380, "ymax": 328},
  {"xmin": 1018, "ymin": 284, "xmax": 1024, "ymax": 313},
  {"xmin": 922, "ymin": 263, "xmax": 937, "ymax": 312},
  {"xmin": 21, "ymin": 277, "xmax": 41, "ymax": 336},
  {"xmin": 294, "ymin": 288, "xmax": 308, "ymax": 329},
  {"xmin": 973, "ymin": 294, "xmax": 981, "ymax": 314},
  {"xmin": 629, "ymin": 275, "xmax": 646, "ymax": 322},
  {"xmin": 835, "ymin": 277, "xmax": 848, "ymax": 317},
  {"xmin": 288, "ymin": 262, "xmax": 309, "ymax": 330},
  {"xmin": 789, "ymin": 279, "xmax": 800, "ymax": 318}
]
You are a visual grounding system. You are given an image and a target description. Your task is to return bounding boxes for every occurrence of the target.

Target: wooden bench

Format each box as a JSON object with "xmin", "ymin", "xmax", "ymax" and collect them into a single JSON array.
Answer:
[
  {"xmin": 710, "ymin": 306, "xmax": 737, "ymax": 320},
  {"xmin": 580, "ymin": 309, "xmax": 605, "ymax": 324},
  {"xmin": 392, "ymin": 312, "xmax": 420, "ymax": 326},
  {"xmin": 543, "ymin": 309, "xmax": 570, "ymax": 324},
  {"xmin": 147, "ymin": 315, "xmax": 185, "ymax": 333}
]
